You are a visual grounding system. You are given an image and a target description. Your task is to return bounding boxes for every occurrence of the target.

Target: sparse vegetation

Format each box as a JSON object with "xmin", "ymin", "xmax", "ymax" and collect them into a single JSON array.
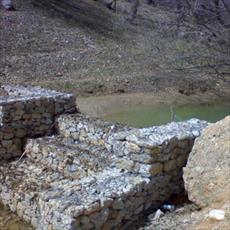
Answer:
[{"xmin": 0, "ymin": 0, "xmax": 229, "ymax": 98}]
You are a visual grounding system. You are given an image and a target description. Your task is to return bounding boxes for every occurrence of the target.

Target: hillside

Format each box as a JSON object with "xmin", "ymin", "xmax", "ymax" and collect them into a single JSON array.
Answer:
[
  {"xmin": 0, "ymin": 1, "xmax": 229, "ymax": 229},
  {"xmin": 1, "ymin": 0, "xmax": 229, "ymax": 99}
]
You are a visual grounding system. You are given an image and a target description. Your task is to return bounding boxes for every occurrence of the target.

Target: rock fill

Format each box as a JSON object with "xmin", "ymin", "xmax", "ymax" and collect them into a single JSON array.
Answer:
[
  {"xmin": 0, "ymin": 85, "xmax": 77, "ymax": 161},
  {"xmin": 0, "ymin": 86, "xmax": 209, "ymax": 230}
]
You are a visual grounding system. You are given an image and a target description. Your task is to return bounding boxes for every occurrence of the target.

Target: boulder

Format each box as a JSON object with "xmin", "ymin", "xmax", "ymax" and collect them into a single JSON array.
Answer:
[{"xmin": 183, "ymin": 116, "xmax": 230, "ymax": 208}]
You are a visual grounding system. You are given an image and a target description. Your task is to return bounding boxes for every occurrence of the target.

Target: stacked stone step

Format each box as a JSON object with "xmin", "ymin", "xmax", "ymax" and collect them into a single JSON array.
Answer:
[
  {"xmin": 25, "ymin": 136, "xmax": 116, "ymax": 179},
  {"xmin": 57, "ymin": 114, "xmax": 131, "ymax": 147},
  {"xmin": 57, "ymin": 114, "xmax": 209, "ymax": 202},
  {"xmin": 0, "ymin": 159, "xmax": 65, "ymax": 227},
  {"xmin": 0, "ymin": 156, "xmax": 161, "ymax": 230},
  {"xmin": 0, "ymin": 112, "xmax": 208, "ymax": 230},
  {"xmin": 57, "ymin": 114, "xmax": 208, "ymax": 178},
  {"xmin": 0, "ymin": 117, "xmax": 152, "ymax": 229}
]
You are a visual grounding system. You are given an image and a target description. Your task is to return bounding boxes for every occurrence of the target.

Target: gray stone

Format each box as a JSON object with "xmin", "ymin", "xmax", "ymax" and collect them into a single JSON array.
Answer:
[
  {"xmin": 184, "ymin": 116, "xmax": 230, "ymax": 208},
  {"xmin": 0, "ymin": 85, "xmax": 77, "ymax": 160}
]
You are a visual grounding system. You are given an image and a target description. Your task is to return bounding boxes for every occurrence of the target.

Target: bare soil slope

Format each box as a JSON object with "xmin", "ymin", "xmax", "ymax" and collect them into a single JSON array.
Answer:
[
  {"xmin": 1, "ymin": 0, "xmax": 229, "ymax": 99},
  {"xmin": 0, "ymin": 1, "xmax": 229, "ymax": 229}
]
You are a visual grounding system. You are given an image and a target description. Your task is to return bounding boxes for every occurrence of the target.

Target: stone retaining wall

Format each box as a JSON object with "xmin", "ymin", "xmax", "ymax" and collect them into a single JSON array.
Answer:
[
  {"xmin": 0, "ymin": 89, "xmax": 209, "ymax": 230},
  {"xmin": 58, "ymin": 114, "xmax": 207, "ymax": 181},
  {"xmin": 0, "ymin": 85, "xmax": 77, "ymax": 160},
  {"xmin": 108, "ymin": 119, "xmax": 205, "ymax": 178},
  {"xmin": 0, "ymin": 114, "xmax": 207, "ymax": 230}
]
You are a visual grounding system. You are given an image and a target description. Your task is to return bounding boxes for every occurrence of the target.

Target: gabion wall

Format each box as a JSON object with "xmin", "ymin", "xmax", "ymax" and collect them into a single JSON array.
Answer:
[
  {"xmin": 0, "ymin": 85, "xmax": 77, "ymax": 160},
  {"xmin": 0, "ymin": 91, "xmax": 209, "ymax": 230}
]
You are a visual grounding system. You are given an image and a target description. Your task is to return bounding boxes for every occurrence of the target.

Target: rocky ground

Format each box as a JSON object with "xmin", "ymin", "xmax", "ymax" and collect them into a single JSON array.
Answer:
[
  {"xmin": 136, "ymin": 117, "xmax": 230, "ymax": 230},
  {"xmin": 0, "ymin": 0, "xmax": 229, "ymax": 229},
  {"xmin": 0, "ymin": 0, "xmax": 229, "ymax": 98},
  {"xmin": 138, "ymin": 201, "xmax": 229, "ymax": 230}
]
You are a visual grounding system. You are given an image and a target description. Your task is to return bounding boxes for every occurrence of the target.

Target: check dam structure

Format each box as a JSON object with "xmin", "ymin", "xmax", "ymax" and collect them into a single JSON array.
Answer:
[{"xmin": 0, "ymin": 85, "xmax": 208, "ymax": 230}]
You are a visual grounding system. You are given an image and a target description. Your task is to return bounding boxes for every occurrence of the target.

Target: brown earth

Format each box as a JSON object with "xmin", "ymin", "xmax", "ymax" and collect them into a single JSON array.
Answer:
[
  {"xmin": 0, "ymin": 89, "xmax": 8, "ymax": 96},
  {"xmin": 0, "ymin": 0, "xmax": 229, "ymax": 99},
  {"xmin": 0, "ymin": 202, "xmax": 33, "ymax": 230},
  {"xmin": 139, "ymin": 200, "xmax": 230, "ymax": 230}
]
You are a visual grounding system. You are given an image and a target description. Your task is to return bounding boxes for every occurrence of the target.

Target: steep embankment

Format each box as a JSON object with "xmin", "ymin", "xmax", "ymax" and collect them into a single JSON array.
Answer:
[{"xmin": 0, "ymin": 0, "xmax": 229, "ymax": 99}]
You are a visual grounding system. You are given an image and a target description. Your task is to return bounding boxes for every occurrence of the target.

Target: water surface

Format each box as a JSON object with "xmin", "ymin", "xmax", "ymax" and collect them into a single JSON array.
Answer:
[{"xmin": 104, "ymin": 103, "xmax": 230, "ymax": 127}]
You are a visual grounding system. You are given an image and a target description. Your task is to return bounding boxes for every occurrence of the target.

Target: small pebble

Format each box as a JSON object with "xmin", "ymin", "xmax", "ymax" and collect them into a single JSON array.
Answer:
[
  {"xmin": 153, "ymin": 209, "xmax": 164, "ymax": 220},
  {"xmin": 208, "ymin": 209, "xmax": 225, "ymax": 220}
]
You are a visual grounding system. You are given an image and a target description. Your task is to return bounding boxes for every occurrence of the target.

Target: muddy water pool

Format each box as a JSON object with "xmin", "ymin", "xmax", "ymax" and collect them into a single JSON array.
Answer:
[{"xmin": 104, "ymin": 103, "xmax": 230, "ymax": 127}]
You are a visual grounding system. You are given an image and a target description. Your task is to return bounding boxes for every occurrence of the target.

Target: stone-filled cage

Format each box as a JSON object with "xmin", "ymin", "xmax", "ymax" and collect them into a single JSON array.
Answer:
[{"xmin": 0, "ymin": 85, "xmax": 208, "ymax": 230}]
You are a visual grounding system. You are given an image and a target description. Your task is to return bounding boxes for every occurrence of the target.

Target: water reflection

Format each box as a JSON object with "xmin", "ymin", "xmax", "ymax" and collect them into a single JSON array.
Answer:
[{"xmin": 104, "ymin": 103, "xmax": 230, "ymax": 127}]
